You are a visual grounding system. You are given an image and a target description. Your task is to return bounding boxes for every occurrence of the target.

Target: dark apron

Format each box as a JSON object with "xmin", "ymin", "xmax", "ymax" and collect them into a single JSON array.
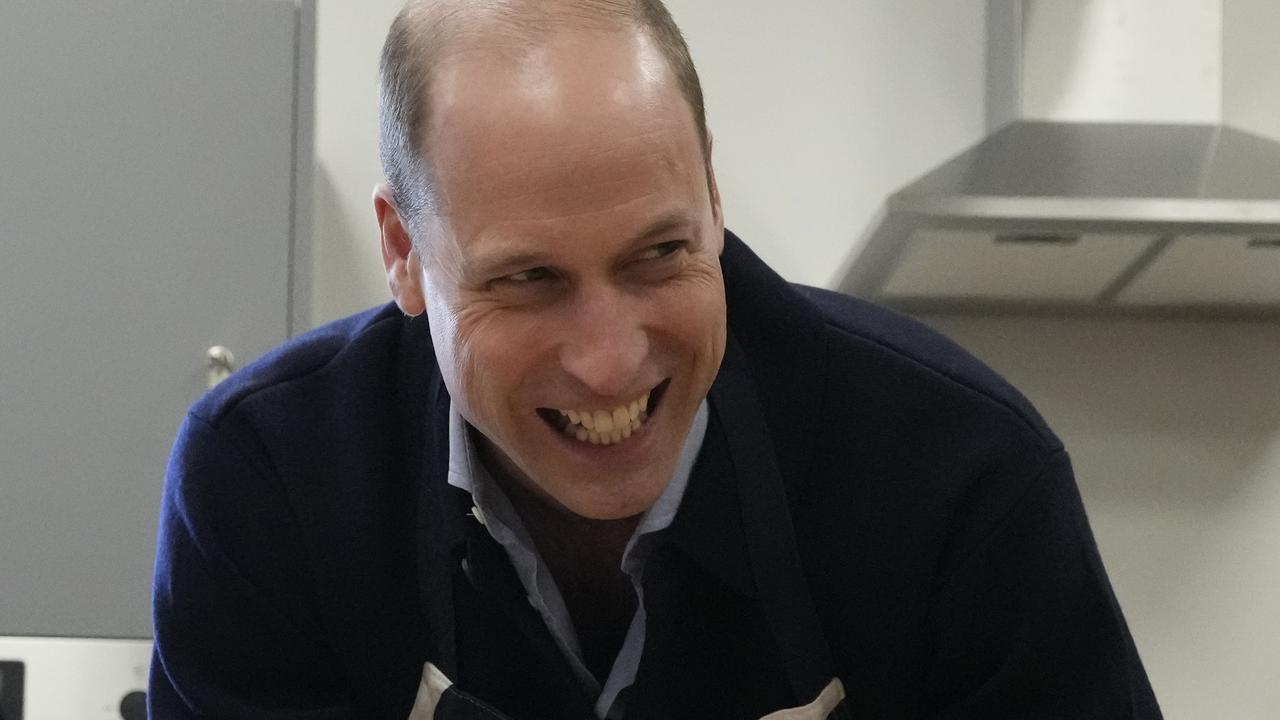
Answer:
[{"xmin": 704, "ymin": 339, "xmax": 852, "ymax": 720}]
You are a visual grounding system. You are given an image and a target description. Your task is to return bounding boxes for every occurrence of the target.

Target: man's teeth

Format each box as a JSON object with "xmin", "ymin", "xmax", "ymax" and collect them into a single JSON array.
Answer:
[{"xmin": 556, "ymin": 391, "xmax": 651, "ymax": 446}]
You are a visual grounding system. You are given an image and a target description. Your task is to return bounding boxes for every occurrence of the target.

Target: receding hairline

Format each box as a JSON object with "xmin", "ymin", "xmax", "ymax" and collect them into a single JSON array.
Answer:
[
  {"xmin": 395, "ymin": 0, "xmax": 697, "ymax": 128},
  {"xmin": 394, "ymin": 0, "xmax": 649, "ymax": 46},
  {"xmin": 379, "ymin": 0, "xmax": 711, "ymax": 234}
]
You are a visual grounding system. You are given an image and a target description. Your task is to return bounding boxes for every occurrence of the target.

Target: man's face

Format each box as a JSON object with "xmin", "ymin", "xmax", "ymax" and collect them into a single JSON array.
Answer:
[{"xmin": 415, "ymin": 29, "xmax": 726, "ymax": 520}]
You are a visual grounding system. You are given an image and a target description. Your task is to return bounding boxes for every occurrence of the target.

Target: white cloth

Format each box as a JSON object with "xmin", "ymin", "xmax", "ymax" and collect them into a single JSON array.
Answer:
[{"xmin": 406, "ymin": 664, "xmax": 846, "ymax": 720}]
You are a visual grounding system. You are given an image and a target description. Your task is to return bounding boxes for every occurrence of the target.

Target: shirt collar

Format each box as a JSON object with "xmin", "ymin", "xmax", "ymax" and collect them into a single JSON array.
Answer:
[{"xmin": 446, "ymin": 400, "xmax": 709, "ymax": 567}]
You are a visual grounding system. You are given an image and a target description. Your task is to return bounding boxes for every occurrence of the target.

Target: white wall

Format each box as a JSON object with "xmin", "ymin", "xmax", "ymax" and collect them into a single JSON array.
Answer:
[
  {"xmin": 309, "ymin": 0, "xmax": 990, "ymax": 325},
  {"xmin": 666, "ymin": 0, "xmax": 988, "ymax": 288},
  {"xmin": 1223, "ymin": 0, "xmax": 1280, "ymax": 140},
  {"xmin": 1021, "ymin": 0, "xmax": 1223, "ymax": 123},
  {"xmin": 1020, "ymin": 0, "xmax": 1280, "ymax": 143},
  {"xmin": 310, "ymin": 0, "xmax": 406, "ymax": 326},
  {"xmin": 925, "ymin": 314, "xmax": 1280, "ymax": 720},
  {"xmin": 936, "ymin": 4, "xmax": 1280, "ymax": 717}
]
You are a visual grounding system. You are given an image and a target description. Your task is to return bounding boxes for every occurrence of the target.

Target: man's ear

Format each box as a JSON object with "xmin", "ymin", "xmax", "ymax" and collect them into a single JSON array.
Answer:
[
  {"xmin": 374, "ymin": 184, "xmax": 426, "ymax": 316},
  {"xmin": 705, "ymin": 135, "xmax": 725, "ymax": 255}
]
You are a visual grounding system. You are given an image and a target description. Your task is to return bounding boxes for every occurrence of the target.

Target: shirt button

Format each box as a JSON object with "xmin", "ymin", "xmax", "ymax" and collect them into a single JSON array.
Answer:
[{"xmin": 470, "ymin": 505, "xmax": 487, "ymax": 527}]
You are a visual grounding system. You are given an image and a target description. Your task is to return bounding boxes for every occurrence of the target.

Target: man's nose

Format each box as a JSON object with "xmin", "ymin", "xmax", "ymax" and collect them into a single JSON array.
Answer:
[{"xmin": 558, "ymin": 288, "xmax": 649, "ymax": 399}]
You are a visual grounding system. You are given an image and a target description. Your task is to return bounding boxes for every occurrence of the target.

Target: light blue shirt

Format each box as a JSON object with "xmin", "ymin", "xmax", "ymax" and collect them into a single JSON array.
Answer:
[{"xmin": 447, "ymin": 400, "xmax": 709, "ymax": 719}]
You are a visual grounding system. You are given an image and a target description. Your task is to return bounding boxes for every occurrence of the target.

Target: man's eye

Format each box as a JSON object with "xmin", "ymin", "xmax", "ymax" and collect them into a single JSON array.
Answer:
[
  {"xmin": 636, "ymin": 240, "xmax": 686, "ymax": 261},
  {"xmin": 505, "ymin": 267, "xmax": 553, "ymax": 283}
]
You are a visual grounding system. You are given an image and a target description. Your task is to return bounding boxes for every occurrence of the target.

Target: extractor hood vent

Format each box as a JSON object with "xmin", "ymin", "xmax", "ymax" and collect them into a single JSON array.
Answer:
[
  {"xmin": 842, "ymin": 0, "xmax": 1280, "ymax": 320},
  {"xmin": 844, "ymin": 120, "xmax": 1280, "ymax": 319}
]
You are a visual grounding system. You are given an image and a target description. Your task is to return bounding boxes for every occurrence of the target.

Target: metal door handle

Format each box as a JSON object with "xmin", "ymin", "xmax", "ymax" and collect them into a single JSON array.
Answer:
[{"xmin": 207, "ymin": 346, "xmax": 236, "ymax": 389}]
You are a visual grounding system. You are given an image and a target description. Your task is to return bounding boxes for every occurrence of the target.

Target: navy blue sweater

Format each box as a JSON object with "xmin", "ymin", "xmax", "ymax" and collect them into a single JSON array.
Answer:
[{"xmin": 150, "ymin": 232, "xmax": 1161, "ymax": 719}]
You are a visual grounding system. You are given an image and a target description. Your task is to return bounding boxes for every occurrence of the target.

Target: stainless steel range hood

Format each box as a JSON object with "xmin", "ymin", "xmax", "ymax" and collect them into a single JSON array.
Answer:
[
  {"xmin": 843, "ymin": 3, "xmax": 1280, "ymax": 319},
  {"xmin": 844, "ymin": 120, "xmax": 1280, "ymax": 318},
  {"xmin": 887, "ymin": 121, "xmax": 1280, "ymax": 231}
]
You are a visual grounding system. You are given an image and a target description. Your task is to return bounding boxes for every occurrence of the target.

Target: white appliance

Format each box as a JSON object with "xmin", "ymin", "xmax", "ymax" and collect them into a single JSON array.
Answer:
[{"xmin": 0, "ymin": 636, "xmax": 151, "ymax": 720}]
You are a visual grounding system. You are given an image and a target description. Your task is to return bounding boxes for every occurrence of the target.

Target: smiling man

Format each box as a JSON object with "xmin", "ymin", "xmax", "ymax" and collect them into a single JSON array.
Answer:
[
  {"xmin": 150, "ymin": 1, "xmax": 1161, "ymax": 719},
  {"xmin": 380, "ymin": 20, "xmax": 727, "ymax": 525}
]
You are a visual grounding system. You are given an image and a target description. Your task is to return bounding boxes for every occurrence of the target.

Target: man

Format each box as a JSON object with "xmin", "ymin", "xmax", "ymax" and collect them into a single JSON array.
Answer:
[{"xmin": 150, "ymin": 1, "xmax": 1161, "ymax": 718}]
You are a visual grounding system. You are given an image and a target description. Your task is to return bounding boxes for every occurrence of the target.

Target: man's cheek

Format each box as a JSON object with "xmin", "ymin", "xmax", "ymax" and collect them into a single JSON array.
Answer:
[
  {"xmin": 653, "ymin": 293, "xmax": 723, "ymax": 341},
  {"xmin": 451, "ymin": 310, "xmax": 511, "ymax": 376}
]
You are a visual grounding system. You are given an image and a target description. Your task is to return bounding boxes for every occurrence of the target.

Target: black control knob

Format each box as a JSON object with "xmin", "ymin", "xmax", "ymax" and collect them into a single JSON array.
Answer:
[{"xmin": 119, "ymin": 690, "xmax": 147, "ymax": 720}]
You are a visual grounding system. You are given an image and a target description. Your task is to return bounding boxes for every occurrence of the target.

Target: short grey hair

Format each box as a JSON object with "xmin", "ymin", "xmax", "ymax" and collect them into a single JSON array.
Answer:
[{"xmin": 377, "ymin": 0, "xmax": 709, "ymax": 244}]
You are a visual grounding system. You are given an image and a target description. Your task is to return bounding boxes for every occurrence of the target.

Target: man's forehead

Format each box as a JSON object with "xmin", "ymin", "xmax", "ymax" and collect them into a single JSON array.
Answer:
[
  {"xmin": 424, "ymin": 29, "xmax": 699, "ymax": 196},
  {"xmin": 427, "ymin": 27, "xmax": 673, "ymax": 124},
  {"xmin": 402, "ymin": 5, "xmax": 710, "ymax": 253},
  {"xmin": 438, "ymin": 137, "xmax": 701, "ymax": 242}
]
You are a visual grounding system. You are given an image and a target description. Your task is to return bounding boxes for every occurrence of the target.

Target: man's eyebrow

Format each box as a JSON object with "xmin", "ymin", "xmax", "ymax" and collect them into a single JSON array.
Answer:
[
  {"xmin": 629, "ymin": 213, "xmax": 700, "ymax": 245},
  {"xmin": 463, "ymin": 213, "xmax": 701, "ymax": 280},
  {"xmin": 464, "ymin": 248, "xmax": 554, "ymax": 281}
]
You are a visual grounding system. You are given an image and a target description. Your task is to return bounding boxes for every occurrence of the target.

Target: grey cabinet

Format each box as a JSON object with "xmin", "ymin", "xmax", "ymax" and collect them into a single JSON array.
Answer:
[{"xmin": 0, "ymin": 0, "xmax": 314, "ymax": 639}]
